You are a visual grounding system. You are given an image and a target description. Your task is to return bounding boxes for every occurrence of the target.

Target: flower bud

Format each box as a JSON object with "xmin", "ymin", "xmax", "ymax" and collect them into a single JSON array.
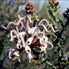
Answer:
[
  {"xmin": 25, "ymin": 2, "xmax": 35, "ymax": 14},
  {"xmin": 50, "ymin": 0, "xmax": 57, "ymax": 4}
]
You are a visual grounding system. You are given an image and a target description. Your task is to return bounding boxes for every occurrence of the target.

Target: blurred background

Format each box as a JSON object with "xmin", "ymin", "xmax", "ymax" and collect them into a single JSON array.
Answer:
[{"xmin": 0, "ymin": 0, "xmax": 69, "ymax": 69}]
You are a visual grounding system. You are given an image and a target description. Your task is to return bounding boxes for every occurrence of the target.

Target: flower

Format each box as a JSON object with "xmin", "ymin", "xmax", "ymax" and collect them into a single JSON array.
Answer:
[
  {"xmin": 25, "ymin": 2, "xmax": 35, "ymax": 14},
  {"xmin": 50, "ymin": 0, "xmax": 57, "ymax": 3},
  {"xmin": 6, "ymin": 49, "xmax": 20, "ymax": 61},
  {"xmin": 25, "ymin": 45, "xmax": 33, "ymax": 62},
  {"xmin": 3, "ymin": 15, "xmax": 55, "ymax": 62}
]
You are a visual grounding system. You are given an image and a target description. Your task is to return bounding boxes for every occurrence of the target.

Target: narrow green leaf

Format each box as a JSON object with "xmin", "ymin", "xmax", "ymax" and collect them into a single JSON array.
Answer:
[
  {"xmin": 48, "ymin": 10, "xmax": 53, "ymax": 17},
  {"xmin": 54, "ymin": 2, "xmax": 59, "ymax": 7}
]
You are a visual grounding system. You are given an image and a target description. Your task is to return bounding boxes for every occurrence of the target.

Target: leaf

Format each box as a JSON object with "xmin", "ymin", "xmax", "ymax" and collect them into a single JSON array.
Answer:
[
  {"xmin": 54, "ymin": 8, "xmax": 57, "ymax": 12},
  {"xmin": 54, "ymin": 2, "xmax": 59, "ymax": 7},
  {"xmin": 54, "ymin": 6, "xmax": 60, "ymax": 12},
  {"xmin": 49, "ymin": 1, "xmax": 54, "ymax": 9},
  {"xmin": 52, "ymin": 15, "xmax": 56, "ymax": 21},
  {"xmin": 53, "ymin": 37, "xmax": 56, "ymax": 41},
  {"xmin": 67, "ymin": 54, "xmax": 69, "ymax": 58},
  {"xmin": 48, "ymin": 10, "xmax": 53, "ymax": 17},
  {"xmin": 61, "ymin": 35, "xmax": 65, "ymax": 40},
  {"xmin": 48, "ymin": 10, "xmax": 56, "ymax": 21}
]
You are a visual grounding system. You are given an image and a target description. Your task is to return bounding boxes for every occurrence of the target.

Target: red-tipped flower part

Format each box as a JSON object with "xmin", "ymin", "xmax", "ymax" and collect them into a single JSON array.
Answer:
[
  {"xmin": 50, "ymin": 0, "xmax": 57, "ymax": 3},
  {"xmin": 25, "ymin": 2, "xmax": 35, "ymax": 14}
]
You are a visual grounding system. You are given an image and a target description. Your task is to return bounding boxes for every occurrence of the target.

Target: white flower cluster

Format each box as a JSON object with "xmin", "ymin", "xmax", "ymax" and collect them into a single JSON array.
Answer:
[{"xmin": 3, "ymin": 15, "xmax": 57, "ymax": 62}]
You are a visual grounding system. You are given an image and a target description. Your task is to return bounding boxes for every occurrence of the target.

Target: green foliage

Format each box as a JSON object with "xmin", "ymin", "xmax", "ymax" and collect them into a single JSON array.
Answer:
[
  {"xmin": 48, "ymin": 0, "xmax": 60, "ymax": 29},
  {"xmin": 54, "ymin": 2, "xmax": 59, "ymax": 7}
]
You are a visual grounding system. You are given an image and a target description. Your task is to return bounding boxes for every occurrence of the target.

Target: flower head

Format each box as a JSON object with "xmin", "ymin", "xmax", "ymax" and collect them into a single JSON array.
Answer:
[
  {"xmin": 50, "ymin": 0, "xmax": 57, "ymax": 3},
  {"xmin": 25, "ymin": 2, "xmax": 35, "ymax": 14},
  {"xmin": 3, "ymin": 15, "xmax": 55, "ymax": 62}
]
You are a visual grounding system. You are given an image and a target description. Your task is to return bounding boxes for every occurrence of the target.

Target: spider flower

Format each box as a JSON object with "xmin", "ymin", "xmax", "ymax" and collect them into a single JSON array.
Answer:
[{"xmin": 3, "ymin": 15, "xmax": 57, "ymax": 62}]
